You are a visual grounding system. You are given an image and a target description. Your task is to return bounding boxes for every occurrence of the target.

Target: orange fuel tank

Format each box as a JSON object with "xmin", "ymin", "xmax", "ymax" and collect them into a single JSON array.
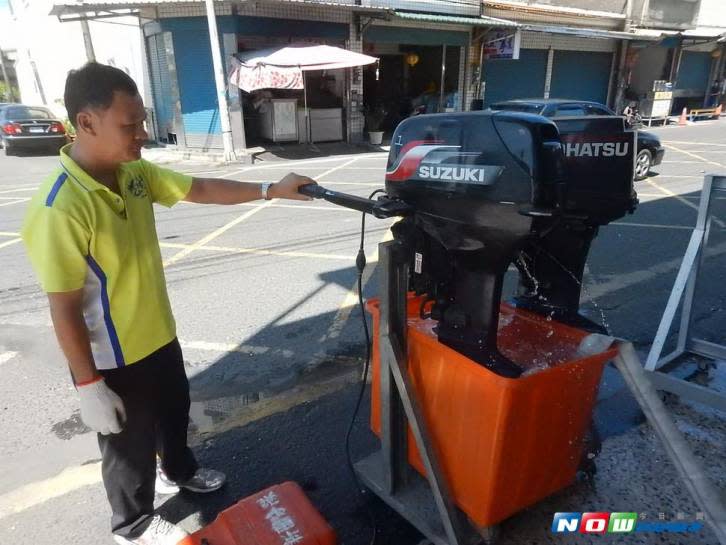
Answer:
[
  {"xmin": 179, "ymin": 481, "xmax": 336, "ymax": 545},
  {"xmin": 367, "ymin": 295, "xmax": 616, "ymax": 528}
]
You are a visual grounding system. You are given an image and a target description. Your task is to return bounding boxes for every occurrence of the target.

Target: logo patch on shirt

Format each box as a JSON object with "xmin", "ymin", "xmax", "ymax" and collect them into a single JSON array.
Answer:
[{"xmin": 127, "ymin": 177, "xmax": 148, "ymax": 198}]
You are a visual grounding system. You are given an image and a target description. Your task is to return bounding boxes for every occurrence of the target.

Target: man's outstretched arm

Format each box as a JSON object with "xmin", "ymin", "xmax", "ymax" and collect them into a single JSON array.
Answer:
[{"xmin": 184, "ymin": 172, "xmax": 316, "ymax": 205}]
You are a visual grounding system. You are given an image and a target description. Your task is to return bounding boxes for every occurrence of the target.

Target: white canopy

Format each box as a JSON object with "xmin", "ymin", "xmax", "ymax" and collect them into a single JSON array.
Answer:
[{"xmin": 229, "ymin": 45, "xmax": 378, "ymax": 92}]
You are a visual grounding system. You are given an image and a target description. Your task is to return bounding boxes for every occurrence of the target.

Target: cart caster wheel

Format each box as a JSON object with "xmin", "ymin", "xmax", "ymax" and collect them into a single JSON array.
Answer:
[
  {"xmin": 478, "ymin": 525, "xmax": 500, "ymax": 545},
  {"xmin": 578, "ymin": 457, "xmax": 598, "ymax": 481},
  {"xmin": 659, "ymin": 391, "xmax": 678, "ymax": 405}
]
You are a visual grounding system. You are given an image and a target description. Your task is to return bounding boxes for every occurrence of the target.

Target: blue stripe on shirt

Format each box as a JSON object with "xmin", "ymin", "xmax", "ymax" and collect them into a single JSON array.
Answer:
[
  {"xmin": 85, "ymin": 255, "xmax": 126, "ymax": 368},
  {"xmin": 45, "ymin": 173, "xmax": 68, "ymax": 207}
]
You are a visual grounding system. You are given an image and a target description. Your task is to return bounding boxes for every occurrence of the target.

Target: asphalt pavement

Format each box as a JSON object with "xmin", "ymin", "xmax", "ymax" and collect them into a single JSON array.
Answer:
[{"xmin": 0, "ymin": 119, "xmax": 725, "ymax": 544}]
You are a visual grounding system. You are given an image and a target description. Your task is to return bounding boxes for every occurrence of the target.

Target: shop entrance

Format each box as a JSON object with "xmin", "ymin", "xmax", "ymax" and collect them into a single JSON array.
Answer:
[{"xmin": 363, "ymin": 43, "xmax": 462, "ymax": 134}]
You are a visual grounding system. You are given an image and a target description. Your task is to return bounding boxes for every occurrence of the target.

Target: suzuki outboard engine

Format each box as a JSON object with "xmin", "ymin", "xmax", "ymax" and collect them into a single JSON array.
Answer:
[
  {"xmin": 300, "ymin": 111, "xmax": 636, "ymax": 378},
  {"xmin": 384, "ymin": 111, "xmax": 636, "ymax": 377}
]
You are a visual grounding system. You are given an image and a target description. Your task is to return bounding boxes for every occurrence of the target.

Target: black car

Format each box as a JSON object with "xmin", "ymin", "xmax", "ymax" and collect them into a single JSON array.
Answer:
[
  {"xmin": 0, "ymin": 104, "xmax": 68, "ymax": 156},
  {"xmin": 489, "ymin": 99, "xmax": 665, "ymax": 180}
]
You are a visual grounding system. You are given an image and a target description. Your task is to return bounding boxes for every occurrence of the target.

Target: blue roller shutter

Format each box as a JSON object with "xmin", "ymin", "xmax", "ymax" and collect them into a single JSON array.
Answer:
[
  {"xmin": 171, "ymin": 27, "xmax": 222, "ymax": 149},
  {"xmin": 675, "ymin": 51, "xmax": 712, "ymax": 94},
  {"xmin": 550, "ymin": 50, "xmax": 612, "ymax": 104},
  {"xmin": 482, "ymin": 49, "xmax": 548, "ymax": 107}
]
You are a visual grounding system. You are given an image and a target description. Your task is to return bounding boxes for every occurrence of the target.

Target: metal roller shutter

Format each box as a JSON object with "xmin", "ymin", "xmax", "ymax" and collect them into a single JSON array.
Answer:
[
  {"xmin": 147, "ymin": 34, "xmax": 174, "ymax": 143},
  {"xmin": 482, "ymin": 49, "xmax": 548, "ymax": 107},
  {"xmin": 172, "ymin": 28, "xmax": 223, "ymax": 150},
  {"xmin": 550, "ymin": 50, "xmax": 613, "ymax": 104},
  {"xmin": 676, "ymin": 51, "xmax": 712, "ymax": 94}
]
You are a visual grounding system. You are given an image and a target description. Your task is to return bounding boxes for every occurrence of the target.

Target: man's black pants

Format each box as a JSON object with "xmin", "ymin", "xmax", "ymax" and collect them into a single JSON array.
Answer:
[{"xmin": 98, "ymin": 338, "xmax": 198, "ymax": 538}]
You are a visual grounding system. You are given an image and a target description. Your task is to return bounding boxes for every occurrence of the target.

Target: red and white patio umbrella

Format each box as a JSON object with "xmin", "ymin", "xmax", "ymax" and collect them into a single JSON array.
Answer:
[
  {"xmin": 229, "ymin": 45, "xmax": 378, "ymax": 92},
  {"xmin": 229, "ymin": 45, "xmax": 378, "ymax": 144}
]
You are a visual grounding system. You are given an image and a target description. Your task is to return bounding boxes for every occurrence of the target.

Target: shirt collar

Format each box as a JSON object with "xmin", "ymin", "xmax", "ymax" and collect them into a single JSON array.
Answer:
[{"xmin": 59, "ymin": 144, "xmax": 118, "ymax": 194}]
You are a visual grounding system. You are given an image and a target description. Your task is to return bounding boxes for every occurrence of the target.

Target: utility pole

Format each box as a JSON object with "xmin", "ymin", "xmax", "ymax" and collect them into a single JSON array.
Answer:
[
  {"xmin": 613, "ymin": 0, "xmax": 634, "ymax": 113},
  {"xmin": 80, "ymin": 18, "xmax": 96, "ymax": 62},
  {"xmin": 7, "ymin": 0, "xmax": 47, "ymax": 104},
  {"xmin": 204, "ymin": 0, "xmax": 236, "ymax": 162}
]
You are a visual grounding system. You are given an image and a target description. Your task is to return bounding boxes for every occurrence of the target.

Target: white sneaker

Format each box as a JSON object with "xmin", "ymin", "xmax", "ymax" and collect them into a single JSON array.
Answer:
[
  {"xmin": 155, "ymin": 463, "xmax": 180, "ymax": 496},
  {"xmin": 157, "ymin": 466, "xmax": 226, "ymax": 494},
  {"xmin": 113, "ymin": 515, "xmax": 189, "ymax": 545}
]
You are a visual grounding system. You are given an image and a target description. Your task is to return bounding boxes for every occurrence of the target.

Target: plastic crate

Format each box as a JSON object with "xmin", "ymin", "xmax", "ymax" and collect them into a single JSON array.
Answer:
[{"xmin": 367, "ymin": 295, "xmax": 616, "ymax": 527}]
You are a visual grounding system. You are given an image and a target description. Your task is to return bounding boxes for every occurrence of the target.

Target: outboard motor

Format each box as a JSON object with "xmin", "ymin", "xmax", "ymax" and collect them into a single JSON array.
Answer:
[
  {"xmin": 513, "ymin": 116, "xmax": 637, "ymax": 332},
  {"xmin": 300, "ymin": 111, "xmax": 636, "ymax": 378},
  {"xmin": 384, "ymin": 112, "xmax": 567, "ymax": 377}
]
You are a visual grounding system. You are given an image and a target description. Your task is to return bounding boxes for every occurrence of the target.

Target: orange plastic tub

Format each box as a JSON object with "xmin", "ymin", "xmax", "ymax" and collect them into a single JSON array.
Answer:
[
  {"xmin": 367, "ymin": 295, "xmax": 616, "ymax": 528},
  {"xmin": 180, "ymin": 481, "xmax": 336, "ymax": 545}
]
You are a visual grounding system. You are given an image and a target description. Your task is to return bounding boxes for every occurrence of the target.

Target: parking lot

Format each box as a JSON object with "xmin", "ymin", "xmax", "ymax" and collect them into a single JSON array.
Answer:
[{"xmin": 1, "ymin": 119, "xmax": 725, "ymax": 544}]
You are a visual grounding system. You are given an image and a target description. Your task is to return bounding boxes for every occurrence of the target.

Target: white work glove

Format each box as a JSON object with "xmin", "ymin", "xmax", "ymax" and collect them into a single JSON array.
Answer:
[{"xmin": 77, "ymin": 378, "xmax": 127, "ymax": 435}]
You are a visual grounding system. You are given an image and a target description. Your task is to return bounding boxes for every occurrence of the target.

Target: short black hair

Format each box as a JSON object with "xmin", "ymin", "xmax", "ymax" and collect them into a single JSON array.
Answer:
[{"xmin": 64, "ymin": 62, "xmax": 139, "ymax": 127}]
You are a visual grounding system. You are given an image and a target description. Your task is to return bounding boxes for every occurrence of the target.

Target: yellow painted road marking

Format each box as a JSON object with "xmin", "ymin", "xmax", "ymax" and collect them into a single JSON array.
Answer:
[
  {"xmin": 0, "ymin": 198, "xmax": 30, "ymax": 207},
  {"xmin": 645, "ymin": 178, "xmax": 726, "ymax": 228},
  {"xmin": 662, "ymin": 140, "xmax": 726, "ymax": 147},
  {"xmin": 0, "ymin": 351, "xmax": 19, "ymax": 365},
  {"xmin": 159, "ymin": 241, "xmax": 353, "ymax": 261},
  {"xmin": 660, "ymin": 160, "xmax": 702, "ymax": 164},
  {"xmin": 180, "ymin": 339, "xmax": 294, "ymax": 358},
  {"xmin": 319, "ymin": 224, "xmax": 395, "ymax": 343},
  {"xmin": 225, "ymin": 154, "xmax": 386, "ymax": 177},
  {"xmin": 0, "ymin": 231, "xmax": 21, "ymax": 237},
  {"xmin": 612, "ymin": 222, "xmax": 700, "ymax": 231},
  {"xmin": 0, "ymin": 462, "xmax": 102, "ymax": 520},
  {"xmin": 662, "ymin": 143, "xmax": 726, "ymax": 169},
  {"xmin": 315, "ymin": 157, "xmax": 362, "ymax": 180},
  {"xmin": 0, "ymin": 238, "xmax": 22, "ymax": 249},
  {"xmin": 162, "ymin": 199, "xmax": 276, "ymax": 268},
  {"xmin": 583, "ymin": 240, "xmax": 726, "ymax": 303},
  {"xmin": 0, "ymin": 187, "xmax": 37, "ymax": 194},
  {"xmin": 237, "ymin": 202, "xmax": 360, "ymax": 212}
]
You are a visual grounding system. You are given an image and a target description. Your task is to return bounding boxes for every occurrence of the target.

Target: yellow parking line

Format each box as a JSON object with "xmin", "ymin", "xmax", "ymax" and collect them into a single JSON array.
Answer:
[
  {"xmin": 0, "ymin": 463, "xmax": 103, "ymax": 520},
  {"xmin": 0, "ymin": 187, "xmax": 37, "ymax": 194},
  {"xmin": 0, "ymin": 238, "xmax": 22, "ymax": 249},
  {"xmin": 316, "ymin": 157, "xmax": 361, "ymax": 179},
  {"xmin": 645, "ymin": 178, "xmax": 726, "ymax": 228},
  {"xmin": 0, "ymin": 198, "xmax": 30, "ymax": 207},
  {"xmin": 162, "ymin": 199, "xmax": 276, "ymax": 267},
  {"xmin": 662, "ymin": 140, "xmax": 726, "ymax": 147},
  {"xmin": 662, "ymin": 144, "xmax": 726, "ymax": 169},
  {"xmin": 159, "ymin": 241, "xmax": 353, "ymax": 261},
  {"xmin": 612, "ymin": 222, "xmax": 696, "ymax": 230},
  {"xmin": 0, "ymin": 231, "xmax": 21, "ymax": 237},
  {"xmin": 319, "ymin": 222, "xmax": 396, "ymax": 343}
]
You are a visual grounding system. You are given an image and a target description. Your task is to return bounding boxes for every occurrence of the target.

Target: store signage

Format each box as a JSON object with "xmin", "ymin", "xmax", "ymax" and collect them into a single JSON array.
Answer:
[{"xmin": 484, "ymin": 30, "xmax": 521, "ymax": 60}]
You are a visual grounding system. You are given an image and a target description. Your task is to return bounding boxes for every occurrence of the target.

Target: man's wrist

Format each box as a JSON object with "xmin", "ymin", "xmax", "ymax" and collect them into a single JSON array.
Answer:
[
  {"xmin": 76, "ymin": 374, "xmax": 103, "ymax": 387},
  {"xmin": 260, "ymin": 181, "xmax": 274, "ymax": 200},
  {"xmin": 265, "ymin": 182, "xmax": 278, "ymax": 200}
]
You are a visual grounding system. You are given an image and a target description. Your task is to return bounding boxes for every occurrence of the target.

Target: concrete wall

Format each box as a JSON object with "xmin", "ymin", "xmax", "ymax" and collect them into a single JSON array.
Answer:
[{"xmin": 6, "ymin": 0, "xmax": 146, "ymax": 120}]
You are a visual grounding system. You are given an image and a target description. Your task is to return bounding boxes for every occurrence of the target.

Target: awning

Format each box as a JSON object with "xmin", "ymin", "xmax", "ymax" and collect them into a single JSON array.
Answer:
[
  {"xmin": 393, "ymin": 11, "xmax": 518, "ymax": 28},
  {"xmin": 229, "ymin": 45, "xmax": 377, "ymax": 93},
  {"xmin": 51, "ymin": 0, "xmax": 390, "ymax": 20},
  {"xmin": 680, "ymin": 27, "xmax": 726, "ymax": 40},
  {"xmin": 520, "ymin": 24, "xmax": 662, "ymax": 41},
  {"xmin": 631, "ymin": 27, "xmax": 726, "ymax": 43}
]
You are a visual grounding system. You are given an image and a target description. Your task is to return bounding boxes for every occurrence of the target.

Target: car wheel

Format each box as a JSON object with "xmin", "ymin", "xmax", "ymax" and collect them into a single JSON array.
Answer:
[
  {"xmin": 3, "ymin": 142, "xmax": 14, "ymax": 157},
  {"xmin": 635, "ymin": 149, "xmax": 652, "ymax": 180}
]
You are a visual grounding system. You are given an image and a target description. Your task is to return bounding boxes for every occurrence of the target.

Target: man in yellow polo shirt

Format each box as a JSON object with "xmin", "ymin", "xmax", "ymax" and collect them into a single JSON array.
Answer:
[{"xmin": 21, "ymin": 62, "xmax": 316, "ymax": 545}]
